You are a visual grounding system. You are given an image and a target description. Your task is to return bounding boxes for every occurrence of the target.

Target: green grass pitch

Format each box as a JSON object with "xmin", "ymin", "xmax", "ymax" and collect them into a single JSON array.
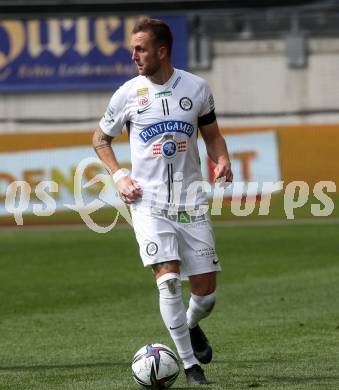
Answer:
[{"xmin": 0, "ymin": 222, "xmax": 338, "ymax": 389}]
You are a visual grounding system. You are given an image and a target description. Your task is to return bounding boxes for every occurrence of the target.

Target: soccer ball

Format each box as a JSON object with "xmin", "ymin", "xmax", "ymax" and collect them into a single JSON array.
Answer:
[{"xmin": 131, "ymin": 343, "xmax": 180, "ymax": 389}]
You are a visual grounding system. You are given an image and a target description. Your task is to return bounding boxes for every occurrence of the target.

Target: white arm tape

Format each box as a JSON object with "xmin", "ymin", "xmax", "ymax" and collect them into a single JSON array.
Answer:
[{"xmin": 112, "ymin": 168, "xmax": 129, "ymax": 184}]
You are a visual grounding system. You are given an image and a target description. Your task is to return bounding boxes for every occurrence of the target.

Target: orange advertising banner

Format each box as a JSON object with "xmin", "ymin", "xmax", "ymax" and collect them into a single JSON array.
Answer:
[
  {"xmin": 0, "ymin": 124, "xmax": 337, "ymax": 223},
  {"xmin": 220, "ymin": 124, "xmax": 339, "ymax": 187},
  {"xmin": 1, "ymin": 124, "xmax": 338, "ymax": 187}
]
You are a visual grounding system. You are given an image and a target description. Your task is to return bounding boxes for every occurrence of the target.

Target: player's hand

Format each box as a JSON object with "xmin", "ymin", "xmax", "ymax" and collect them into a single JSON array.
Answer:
[
  {"xmin": 116, "ymin": 176, "xmax": 142, "ymax": 204},
  {"xmin": 214, "ymin": 158, "xmax": 233, "ymax": 183}
]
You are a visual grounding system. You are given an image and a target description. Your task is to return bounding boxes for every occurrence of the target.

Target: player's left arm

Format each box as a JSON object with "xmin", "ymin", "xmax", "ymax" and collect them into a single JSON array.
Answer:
[{"xmin": 199, "ymin": 120, "xmax": 233, "ymax": 183}]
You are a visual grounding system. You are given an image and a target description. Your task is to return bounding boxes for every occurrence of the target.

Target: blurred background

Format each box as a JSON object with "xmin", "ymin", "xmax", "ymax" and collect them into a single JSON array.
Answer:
[{"xmin": 0, "ymin": 0, "xmax": 338, "ymax": 226}]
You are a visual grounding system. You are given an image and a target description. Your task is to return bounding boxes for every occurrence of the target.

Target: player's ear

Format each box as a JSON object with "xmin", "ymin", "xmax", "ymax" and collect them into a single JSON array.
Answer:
[{"xmin": 158, "ymin": 46, "xmax": 168, "ymax": 60}]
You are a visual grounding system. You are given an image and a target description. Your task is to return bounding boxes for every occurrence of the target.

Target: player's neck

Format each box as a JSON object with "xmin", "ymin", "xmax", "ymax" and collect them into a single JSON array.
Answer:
[{"xmin": 147, "ymin": 64, "xmax": 174, "ymax": 85}]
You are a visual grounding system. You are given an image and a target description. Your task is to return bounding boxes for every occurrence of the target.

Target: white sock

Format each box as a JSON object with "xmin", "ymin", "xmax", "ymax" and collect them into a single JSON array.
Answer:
[
  {"xmin": 187, "ymin": 291, "xmax": 216, "ymax": 329},
  {"xmin": 157, "ymin": 273, "xmax": 199, "ymax": 369}
]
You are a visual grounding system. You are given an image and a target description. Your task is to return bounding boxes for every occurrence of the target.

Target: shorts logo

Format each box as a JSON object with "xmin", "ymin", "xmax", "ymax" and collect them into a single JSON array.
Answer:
[
  {"xmin": 152, "ymin": 135, "xmax": 187, "ymax": 158},
  {"xmin": 178, "ymin": 211, "xmax": 191, "ymax": 223},
  {"xmin": 196, "ymin": 247, "xmax": 216, "ymax": 258},
  {"xmin": 179, "ymin": 97, "xmax": 192, "ymax": 111},
  {"xmin": 151, "ymin": 208, "xmax": 207, "ymax": 223},
  {"xmin": 146, "ymin": 242, "xmax": 158, "ymax": 256}
]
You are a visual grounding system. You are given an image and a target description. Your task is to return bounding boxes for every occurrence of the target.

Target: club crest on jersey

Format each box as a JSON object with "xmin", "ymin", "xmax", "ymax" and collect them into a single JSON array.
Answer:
[
  {"xmin": 103, "ymin": 111, "xmax": 115, "ymax": 124},
  {"xmin": 137, "ymin": 87, "xmax": 149, "ymax": 106},
  {"xmin": 179, "ymin": 97, "xmax": 193, "ymax": 111},
  {"xmin": 146, "ymin": 242, "xmax": 158, "ymax": 256},
  {"xmin": 152, "ymin": 134, "xmax": 187, "ymax": 159},
  {"xmin": 139, "ymin": 120, "xmax": 194, "ymax": 143}
]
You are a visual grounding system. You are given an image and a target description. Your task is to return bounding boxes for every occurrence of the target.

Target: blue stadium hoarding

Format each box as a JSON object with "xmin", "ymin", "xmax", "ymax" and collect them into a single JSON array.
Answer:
[{"xmin": 0, "ymin": 16, "xmax": 188, "ymax": 92}]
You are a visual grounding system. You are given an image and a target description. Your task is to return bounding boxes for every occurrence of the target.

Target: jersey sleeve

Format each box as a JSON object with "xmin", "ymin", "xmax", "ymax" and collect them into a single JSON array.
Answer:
[
  {"xmin": 198, "ymin": 80, "xmax": 216, "ymax": 127},
  {"xmin": 99, "ymin": 85, "xmax": 129, "ymax": 137}
]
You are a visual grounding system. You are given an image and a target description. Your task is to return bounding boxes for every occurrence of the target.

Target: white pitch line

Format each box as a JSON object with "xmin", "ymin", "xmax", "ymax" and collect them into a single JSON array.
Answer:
[
  {"xmin": 0, "ymin": 217, "xmax": 338, "ymax": 232},
  {"xmin": 212, "ymin": 217, "xmax": 339, "ymax": 228}
]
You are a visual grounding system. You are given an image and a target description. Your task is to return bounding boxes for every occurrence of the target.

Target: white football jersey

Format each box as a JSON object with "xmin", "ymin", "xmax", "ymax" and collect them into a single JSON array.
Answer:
[{"xmin": 99, "ymin": 68, "xmax": 216, "ymax": 210}]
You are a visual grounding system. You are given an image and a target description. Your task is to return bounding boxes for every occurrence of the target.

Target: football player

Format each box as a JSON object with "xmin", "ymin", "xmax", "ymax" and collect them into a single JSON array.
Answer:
[{"xmin": 93, "ymin": 17, "xmax": 233, "ymax": 385}]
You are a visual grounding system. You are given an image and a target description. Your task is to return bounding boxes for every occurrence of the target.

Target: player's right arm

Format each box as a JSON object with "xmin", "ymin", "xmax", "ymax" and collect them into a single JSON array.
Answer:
[
  {"xmin": 93, "ymin": 84, "xmax": 142, "ymax": 204},
  {"xmin": 92, "ymin": 127, "xmax": 141, "ymax": 204},
  {"xmin": 92, "ymin": 127, "xmax": 119, "ymax": 172}
]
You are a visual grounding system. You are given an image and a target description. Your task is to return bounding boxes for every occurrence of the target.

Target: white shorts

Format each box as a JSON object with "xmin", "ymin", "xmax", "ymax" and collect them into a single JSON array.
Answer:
[{"xmin": 130, "ymin": 206, "xmax": 221, "ymax": 280}]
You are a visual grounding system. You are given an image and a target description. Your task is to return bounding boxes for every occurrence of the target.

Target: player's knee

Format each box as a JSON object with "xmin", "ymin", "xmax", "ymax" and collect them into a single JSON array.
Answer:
[
  {"xmin": 191, "ymin": 291, "xmax": 216, "ymax": 314},
  {"xmin": 156, "ymin": 272, "xmax": 182, "ymax": 303}
]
